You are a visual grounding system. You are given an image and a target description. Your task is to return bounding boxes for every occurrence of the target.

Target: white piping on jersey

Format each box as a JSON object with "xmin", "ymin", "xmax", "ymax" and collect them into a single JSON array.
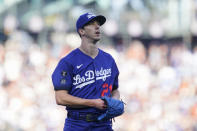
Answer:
[{"xmin": 75, "ymin": 80, "xmax": 95, "ymax": 89}]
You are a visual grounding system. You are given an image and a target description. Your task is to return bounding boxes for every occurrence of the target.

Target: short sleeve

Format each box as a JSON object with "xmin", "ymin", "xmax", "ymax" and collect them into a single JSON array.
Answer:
[
  {"xmin": 112, "ymin": 60, "xmax": 119, "ymax": 90},
  {"xmin": 52, "ymin": 59, "xmax": 73, "ymax": 91}
]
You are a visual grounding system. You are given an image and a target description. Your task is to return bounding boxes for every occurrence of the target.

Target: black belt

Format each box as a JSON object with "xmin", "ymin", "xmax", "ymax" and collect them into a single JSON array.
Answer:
[{"xmin": 67, "ymin": 112, "xmax": 100, "ymax": 122}]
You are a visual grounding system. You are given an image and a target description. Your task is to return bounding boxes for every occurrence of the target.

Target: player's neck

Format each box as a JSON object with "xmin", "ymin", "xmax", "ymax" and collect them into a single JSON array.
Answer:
[{"xmin": 79, "ymin": 41, "xmax": 99, "ymax": 59}]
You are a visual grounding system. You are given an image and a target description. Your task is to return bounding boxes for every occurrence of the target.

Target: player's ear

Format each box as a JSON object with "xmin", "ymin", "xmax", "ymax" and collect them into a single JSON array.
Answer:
[{"xmin": 78, "ymin": 28, "xmax": 85, "ymax": 36}]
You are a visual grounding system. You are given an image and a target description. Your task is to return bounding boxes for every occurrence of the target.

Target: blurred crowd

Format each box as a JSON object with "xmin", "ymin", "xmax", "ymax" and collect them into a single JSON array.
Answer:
[
  {"xmin": 0, "ymin": 28, "xmax": 197, "ymax": 131},
  {"xmin": 114, "ymin": 40, "xmax": 197, "ymax": 131}
]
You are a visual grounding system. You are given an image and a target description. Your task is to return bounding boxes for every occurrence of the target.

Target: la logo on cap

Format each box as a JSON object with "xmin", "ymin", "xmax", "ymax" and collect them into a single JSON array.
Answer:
[{"xmin": 87, "ymin": 13, "xmax": 95, "ymax": 19}]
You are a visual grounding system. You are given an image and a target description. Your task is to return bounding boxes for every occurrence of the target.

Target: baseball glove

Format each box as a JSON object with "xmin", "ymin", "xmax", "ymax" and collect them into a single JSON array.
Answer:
[{"xmin": 97, "ymin": 96, "xmax": 125, "ymax": 121}]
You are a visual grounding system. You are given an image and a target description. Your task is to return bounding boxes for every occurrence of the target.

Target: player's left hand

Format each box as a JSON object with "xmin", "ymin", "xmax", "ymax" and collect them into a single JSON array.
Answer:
[{"xmin": 97, "ymin": 96, "xmax": 125, "ymax": 121}]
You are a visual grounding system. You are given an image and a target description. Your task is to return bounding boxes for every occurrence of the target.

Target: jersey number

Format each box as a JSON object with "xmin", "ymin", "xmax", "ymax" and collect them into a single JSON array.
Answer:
[{"xmin": 101, "ymin": 83, "xmax": 112, "ymax": 97}]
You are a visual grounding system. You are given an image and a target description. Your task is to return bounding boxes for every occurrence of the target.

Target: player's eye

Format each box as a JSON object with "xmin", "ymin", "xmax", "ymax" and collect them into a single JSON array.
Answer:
[
  {"xmin": 90, "ymin": 21, "xmax": 100, "ymax": 26},
  {"xmin": 85, "ymin": 21, "xmax": 94, "ymax": 26},
  {"xmin": 84, "ymin": 20, "xmax": 100, "ymax": 27}
]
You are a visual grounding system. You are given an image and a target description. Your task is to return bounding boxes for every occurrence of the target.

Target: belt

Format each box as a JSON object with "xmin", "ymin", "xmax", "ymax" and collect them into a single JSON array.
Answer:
[{"xmin": 67, "ymin": 112, "xmax": 100, "ymax": 122}]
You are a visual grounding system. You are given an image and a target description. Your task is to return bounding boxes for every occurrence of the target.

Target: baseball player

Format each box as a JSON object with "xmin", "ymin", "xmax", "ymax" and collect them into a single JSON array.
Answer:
[{"xmin": 52, "ymin": 12, "xmax": 121, "ymax": 131}]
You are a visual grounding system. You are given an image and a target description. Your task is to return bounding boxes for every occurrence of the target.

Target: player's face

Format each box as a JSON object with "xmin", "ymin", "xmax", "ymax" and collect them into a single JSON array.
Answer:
[{"xmin": 83, "ymin": 20, "xmax": 101, "ymax": 42}]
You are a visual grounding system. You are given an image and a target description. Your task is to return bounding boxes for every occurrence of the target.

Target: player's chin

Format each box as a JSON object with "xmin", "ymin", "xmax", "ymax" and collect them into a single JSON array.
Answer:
[
  {"xmin": 93, "ymin": 37, "xmax": 100, "ymax": 42},
  {"xmin": 95, "ymin": 35, "xmax": 101, "ymax": 40}
]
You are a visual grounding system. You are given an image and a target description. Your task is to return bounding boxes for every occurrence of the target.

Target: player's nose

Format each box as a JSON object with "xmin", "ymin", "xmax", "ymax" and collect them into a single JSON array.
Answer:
[{"xmin": 95, "ymin": 24, "xmax": 100, "ymax": 31}]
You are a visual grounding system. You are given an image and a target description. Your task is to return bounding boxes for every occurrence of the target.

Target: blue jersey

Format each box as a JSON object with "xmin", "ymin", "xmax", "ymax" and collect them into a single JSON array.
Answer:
[{"xmin": 52, "ymin": 48, "xmax": 119, "ymax": 113}]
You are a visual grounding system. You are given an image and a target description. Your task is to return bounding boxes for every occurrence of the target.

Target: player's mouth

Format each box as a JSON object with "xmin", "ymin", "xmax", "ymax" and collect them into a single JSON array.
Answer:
[{"xmin": 95, "ymin": 31, "xmax": 100, "ymax": 35}]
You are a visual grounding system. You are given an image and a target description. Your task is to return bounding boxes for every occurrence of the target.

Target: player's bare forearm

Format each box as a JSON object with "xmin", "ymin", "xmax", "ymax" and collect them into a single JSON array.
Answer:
[
  {"xmin": 111, "ymin": 89, "xmax": 120, "ymax": 100},
  {"xmin": 55, "ymin": 90, "xmax": 91, "ymax": 108},
  {"xmin": 55, "ymin": 90, "xmax": 106, "ymax": 109}
]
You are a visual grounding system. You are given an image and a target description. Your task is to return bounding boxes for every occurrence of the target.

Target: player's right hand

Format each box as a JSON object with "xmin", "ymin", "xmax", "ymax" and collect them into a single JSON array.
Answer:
[{"xmin": 92, "ymin": 99, "xmax": 107, "ymax": 110}]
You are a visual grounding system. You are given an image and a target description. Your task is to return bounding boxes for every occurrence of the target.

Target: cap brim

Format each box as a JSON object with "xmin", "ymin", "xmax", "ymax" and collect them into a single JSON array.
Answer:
[{"xmin": 92, "ymin": 15, "xmax": 106, "ymax": 26}]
